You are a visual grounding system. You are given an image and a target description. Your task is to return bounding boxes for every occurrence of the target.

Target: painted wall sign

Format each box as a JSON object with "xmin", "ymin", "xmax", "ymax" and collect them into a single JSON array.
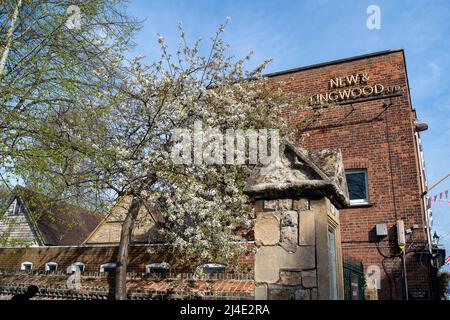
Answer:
[{"xmin": 308, "ymin": 72, "xmax": 401, "ymax": 105}]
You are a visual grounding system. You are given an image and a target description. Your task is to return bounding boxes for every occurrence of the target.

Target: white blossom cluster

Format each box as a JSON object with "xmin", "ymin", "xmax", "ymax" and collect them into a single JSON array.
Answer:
[{"xmin": 4, "ymin": 20, "xmax": 297, "ymax": 266}]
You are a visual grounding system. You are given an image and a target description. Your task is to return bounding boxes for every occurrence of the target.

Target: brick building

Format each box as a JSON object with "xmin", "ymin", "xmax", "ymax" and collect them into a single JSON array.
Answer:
[{"xmin": 266, "ymin": 49, "xmax": 442, "ymax": 300}]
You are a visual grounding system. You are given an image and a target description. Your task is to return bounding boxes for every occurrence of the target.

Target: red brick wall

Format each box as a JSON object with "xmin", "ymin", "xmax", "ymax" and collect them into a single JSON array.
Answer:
[{"xmin": 269, "ymin": 50, "xmax": 431, "ymax": 300}]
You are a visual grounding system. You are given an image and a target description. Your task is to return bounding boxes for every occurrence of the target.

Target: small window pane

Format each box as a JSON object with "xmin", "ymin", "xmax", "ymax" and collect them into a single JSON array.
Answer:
[
  {"xmin": 21, "ymin": 262, "xmax": 33, "ymax": 272},
  {"xmin": 68, "ymin": 262, "xmax": 85, "ymax": 274},
  {"xmin": 48, "ymin": 265, "xmax": 57, "ymax": 272},
  {"xmin": 22, "ymin": 263, "xmax": 32, "ymax": 272},
  {"xmin": 45, "ymin": 262, "xmax": 58, "ymax": 272},
  {"xmin": 13, "ymin": 200, "xmax": 20, "ymax": 215},
  {"xmin": 345, "ymin": 170, "xmax": 368, "ymax": 204},
  {"xmin": 77, "ymin": 264, "xmax": 85, "ymax": 272},
  {"xmin": 146, "ymin": 263, "xmax": 170, "ymax": 274},
  {"xmin": 200, "ymin": 263, "xmax": 226, "ymax": 274},
  {"xmin": 147, "ymin": 267, "xmax": 168, "ymax": 274},
  {"xmin": 100, "ymin": 263, "xmax": 116, "ymax": 273},
  {"xmin": 7, "ymin": 200, "xmax": 19, "ymax": 216}
]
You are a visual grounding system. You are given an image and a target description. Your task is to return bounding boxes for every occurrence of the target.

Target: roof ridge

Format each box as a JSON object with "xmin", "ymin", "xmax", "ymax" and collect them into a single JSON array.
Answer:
[
  {"xmin": 14, "ymin": 185, "xmax": 101, "ymax": 217},
  {"xmin": 264, "ymin": 49, "xmax": 404, "ymax": 78}
]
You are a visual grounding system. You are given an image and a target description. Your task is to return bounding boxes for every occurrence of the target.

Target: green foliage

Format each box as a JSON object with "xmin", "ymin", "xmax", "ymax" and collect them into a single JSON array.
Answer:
[
  {"xmin": 0, "ymin": 0, "xmax": 139, "ymax": 211},
  {"xmin": 0, "ymin": 186, "xmax": 10, "ymax": 211}
]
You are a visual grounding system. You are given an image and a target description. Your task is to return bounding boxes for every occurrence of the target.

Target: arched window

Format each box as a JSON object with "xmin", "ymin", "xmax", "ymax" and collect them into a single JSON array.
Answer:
[
  {"xmin": 145, "ymin": 262, "xmax": 170, "ymax": 274},
  {"xmin": 67, "ymin": 262, "xmax": 86, "ymax": 274},
  {"xmin": 199, "ymin": 263, "xmax": 226, "ymax": 274},
  {"xmin": 20, "ymin": 261, "xmax": 33, "ymax": 272},
  {"xmin": 45, "ymin": 261, "xmax": 58, "ymax": 272},
  {"xmin": 100, "ymin": 262, "xmax": 116, "ymax": 273}
]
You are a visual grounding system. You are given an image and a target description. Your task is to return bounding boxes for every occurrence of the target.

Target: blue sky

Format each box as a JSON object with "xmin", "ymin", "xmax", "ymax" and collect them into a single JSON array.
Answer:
[{"xmin": 126, "ymin": 0, "xmax": 450, "ymax": 267}]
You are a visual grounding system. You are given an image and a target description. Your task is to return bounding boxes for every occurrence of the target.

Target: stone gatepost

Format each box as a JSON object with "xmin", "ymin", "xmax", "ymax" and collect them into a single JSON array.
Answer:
[{"xmin": 244, "ymin": 142, "xmax": 349, "ymax": 300}]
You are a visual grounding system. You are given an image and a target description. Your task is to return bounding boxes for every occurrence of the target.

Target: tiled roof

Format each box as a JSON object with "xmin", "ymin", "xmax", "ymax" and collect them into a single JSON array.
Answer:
[{"xmin": 14, "ymin": 187, "xmax": 103, "ymax": 246}]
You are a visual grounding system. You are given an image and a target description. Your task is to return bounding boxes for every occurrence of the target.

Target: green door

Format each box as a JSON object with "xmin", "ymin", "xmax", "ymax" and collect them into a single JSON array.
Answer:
[{"xmin": 343, "ymin": 257, "xmax": 365, "ymax": 300}]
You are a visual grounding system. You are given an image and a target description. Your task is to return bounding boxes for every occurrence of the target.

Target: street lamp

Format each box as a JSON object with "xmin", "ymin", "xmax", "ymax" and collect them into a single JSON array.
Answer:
[{"xmin": 433, "ymin": 231, "xmax": 440, "ymax": 245}]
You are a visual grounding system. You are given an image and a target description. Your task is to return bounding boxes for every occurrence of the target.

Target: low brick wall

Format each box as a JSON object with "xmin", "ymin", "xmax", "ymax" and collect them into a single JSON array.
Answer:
[
  {"xmin": 0, "ymin": 244, "xmax": 255, "ymax": 300},
  {"xmin": 0, "ymin": 271, "xmax": 254, "ymax": 300},
  {"xmin": 0, "ymin": 244, "xmax": 255, "ymax": 273}
]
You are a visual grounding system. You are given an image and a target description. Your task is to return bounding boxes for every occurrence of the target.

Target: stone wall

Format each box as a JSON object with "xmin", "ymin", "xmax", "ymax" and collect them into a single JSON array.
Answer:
[
  {"xmin": 254, "ymin": 196, "xmax": 343, "ymax": 300},
  {"xmin": 244, "ymin": 142, "xmax": 348, "ymax": 300}
]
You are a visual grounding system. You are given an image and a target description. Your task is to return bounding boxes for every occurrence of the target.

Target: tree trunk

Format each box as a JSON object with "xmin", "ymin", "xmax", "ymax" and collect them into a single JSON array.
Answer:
[
  {"xmin": 0, "ymin": 0, "xmax": 22, "ymax": 75},
  {"xmin": 115, "ymin": 194, "xmax": 141, "ymax": 300}
]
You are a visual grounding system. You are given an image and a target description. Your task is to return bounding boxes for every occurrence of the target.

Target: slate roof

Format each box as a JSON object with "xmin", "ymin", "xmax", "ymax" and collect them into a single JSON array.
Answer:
[{"xmin": 10, "ymin": 187, "xmax": 103, "ymax": 246}]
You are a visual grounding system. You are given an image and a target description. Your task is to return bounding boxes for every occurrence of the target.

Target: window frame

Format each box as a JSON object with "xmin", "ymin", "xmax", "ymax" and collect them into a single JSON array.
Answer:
[
  {"xmin": 20, "ymin": 261, "xmax": 33, "ymax": 272},
  {"xmin": 345, "ymin": 169, "xmax": 369, "ymax": 206},
  {"xmin": 199, "ymin": 263, "xmax": 226, "ymax": 274},
  {"xmin": 7, "ymin": 199, "xmax": 20, "ymax": 216},
  {"xmin": 145, "ymin": 262, "xmax": 170, "ymax": 274},
  {"xmin": 68, "ymin": 262, "xmax": 86, "ymax": 274},
  {"xmin": 45, "ymin": 261, "xmax": 58, "ymax": 272},
  {"xmin": 100, "ymin": 262, "xmax": 117, "ymax": 273}
]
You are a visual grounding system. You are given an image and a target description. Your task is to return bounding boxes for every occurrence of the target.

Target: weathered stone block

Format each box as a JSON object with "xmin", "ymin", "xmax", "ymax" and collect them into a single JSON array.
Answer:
[
  {"xmin": 281, "ymin": 211, "xmax": 298, "ymax": 227},
  {"xmin": 311, "ymin": 288, "xmax": 318, "ymax": 300},
  {"xmin": 299, "ymin": 211, "xmax": 315, "ymax": 246},
  {"xmin": 279, "ymin": 242, "xmax": 297, "ymax": 253},
  {"xmin": 329, "ymin": 203, "xmax": 338, "ymax": 217},
  {"xmin": 301, "ymin": 270, "xmax": 317, "ymax": 288},
  {"xmin": 268, "ymin": 284, "xmax": 294, "ymax": 300},
  {"xmin": 278, "ymin": 199, "xmax": 293, "ymax": 210},
  {"xmin": 281, "ymin": 226, "xmax": 298, "ymax": 246},
  {"xmin": 254, "ymin": 214, "xmax": 280, "ymax": 245},
  {"xmin": 255, "ymin": 245, "xmax": 315, "ymax": 283},
  {"xmin": 294, "ymin": 288, "xmax": 311, "ymax": 300},
  {"xmin": 263, "ymin": 200, "xmax": 278, "ymax": 211},
  {"xmin": 279, "ymin": 270, "xmax": 302, "ymax": 286},
  {"xmin": 255, "ymin": 284, "xmax": 268, "ymax": 300},
  {"xmin": 294, "ymin": 198, "xmax": 310, "ymax": 211}
]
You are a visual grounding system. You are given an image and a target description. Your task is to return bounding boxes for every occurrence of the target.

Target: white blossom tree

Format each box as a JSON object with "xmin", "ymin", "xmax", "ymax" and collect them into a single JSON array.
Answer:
[{"xmin": 1, "ymin": 19, "xmax": 303, "ymax": 299}]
